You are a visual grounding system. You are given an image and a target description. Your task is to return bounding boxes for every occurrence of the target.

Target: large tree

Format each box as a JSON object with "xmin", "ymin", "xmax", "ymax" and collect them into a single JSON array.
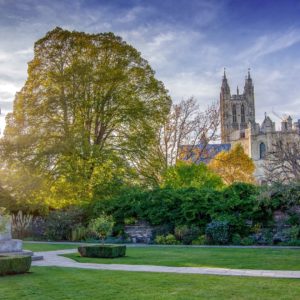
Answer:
[{"xmin": 1, "ymin": 27, "xmax": 171, "ymax": 207}]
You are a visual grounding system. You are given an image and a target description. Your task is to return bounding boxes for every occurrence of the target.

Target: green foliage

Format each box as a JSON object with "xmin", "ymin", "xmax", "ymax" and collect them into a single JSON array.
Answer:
[
  {"xmin": 240, "ymin": 237, "xmax": 255, "ymax": 246},
  {"xmin": 210, "ymin": 182, "xmax": 262, "ymax": 236},
  {"xmin": 88, "ymin": 215, "xmax": 114, "ymax": 242},
  {"xmin": 1, "ymin": 27, "xmax": 171, "ymax": 208},
  {"xmin": 205, "ymin": 220, "xmax": 230, "ymax": 245},
  {"xmin": 289, "ymin": 226, "xmax": 300, "ymax": 241},
  {"xmin": 154, "ymin": 234, "xmax": 178, "ymax": 245},
  {"xmin": 174, "ymin": 225, "xmax": 200, "ymax": 245},
  {"xmin": 71, "ymin": 226, "xmax": 88, "ymax": 242},
  {"xmin": 78, "ymin": 245, "xmax": 126, "ymax": 258},
  {"xmin": 0, "ymin": 256, "xmax": 31, "ymax": 276},
  {"xmin": 191, "ymin": 235, "xmax": 206, "ymax": 245},
  {"xmin": 231, "ymin": 233, "xmax": 242, "ymax": 245},
  {"xmin": 162, "ymin": 162, "xmax": 223, "ymax": 190},
  {"xmin": 45, "ymin": 206, "xmax": 86, "ymax": 240}
]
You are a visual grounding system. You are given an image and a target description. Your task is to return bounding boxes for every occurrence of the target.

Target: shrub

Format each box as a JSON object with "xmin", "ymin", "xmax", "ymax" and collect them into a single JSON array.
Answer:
[
  {"xmin": 192, "ymin": 235, "xmax": 206, "ymax": 245},
  {"xmin": 0, "ymin": 255, "xmax": 31, "ymax": 276},
  {"xmin": 154, "ymin": 234, "xmax": 179, "ymax": 245},
  {"xmin": 71, "ymin": 226, "xmax": 88, "ymax": 242},
  {"xmin": 232, "ymin": 233, "xmax": 242, "ymax": 245},
  {"xmin": 175, "ymin": 225, "xmax": 200, "ymax": 245},
  {"xmin": 78, "ymin": 245, "xmax": 126, "ymax": 258},
  {"xmin": 241, "ymin": 236, "xmax": 255, "ymax": 246},
  {"xmin": 154, "ymin": 235, "xmax": 165, "ymax": 244},
  {"xmin": 205, "ymin": 220, "xmax": 230, "ymax": 244},
  {"xmin": 45, "ymin": 206, "xmax": 86, "ymax": 240},
  {"xmin": 289, "ymin": 226, "xmax": 300, "ymax": 241},
  {"xmin": 11, "ymin": 211, "xmax": 33, "ymax": 239},
  {"xmin": 165, "ymin": 234, "xmax": 179, "ymax": 245},
  {"xmin": 88, "ymin": 215, "xmax": 114, "ymax": 243}
]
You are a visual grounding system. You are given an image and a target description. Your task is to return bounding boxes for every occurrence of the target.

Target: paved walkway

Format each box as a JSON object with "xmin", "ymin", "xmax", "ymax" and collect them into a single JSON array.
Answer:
[{"xmin": 32, "ymin": 249, "xmax": 300, "ymax": 279}]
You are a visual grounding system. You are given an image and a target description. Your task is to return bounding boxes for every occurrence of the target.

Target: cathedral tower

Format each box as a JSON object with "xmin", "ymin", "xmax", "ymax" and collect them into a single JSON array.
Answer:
[{"xmin": 220, "ymin": 69, "xmax": 256, "ymax": 143}]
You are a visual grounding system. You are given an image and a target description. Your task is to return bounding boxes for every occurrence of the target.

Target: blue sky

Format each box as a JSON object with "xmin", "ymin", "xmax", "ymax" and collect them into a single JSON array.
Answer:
[{"xmin": 1, "ymin": 0, "xmax": 300, "ymax": 132}]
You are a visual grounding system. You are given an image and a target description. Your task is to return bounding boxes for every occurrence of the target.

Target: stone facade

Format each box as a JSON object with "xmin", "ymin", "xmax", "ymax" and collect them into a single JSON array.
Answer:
[
  {"xmin": 124, "ymin": 221, "xmax": 153, "ymax": 243},
  {"xmin": 220, "ymin": 70, "xmax": 300, "ymax": 182}
]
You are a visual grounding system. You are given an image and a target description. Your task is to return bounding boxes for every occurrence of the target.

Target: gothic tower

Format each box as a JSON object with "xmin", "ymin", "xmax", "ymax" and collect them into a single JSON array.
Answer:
[{"xmin": 220, "ymin": 69, "xmax": 256, "ymax": 143}]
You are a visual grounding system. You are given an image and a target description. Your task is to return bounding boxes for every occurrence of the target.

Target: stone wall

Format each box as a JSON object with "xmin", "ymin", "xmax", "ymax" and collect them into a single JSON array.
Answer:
[{"xmin": 124, "ymin": 221, "xmax": 153, "ymax": 243}]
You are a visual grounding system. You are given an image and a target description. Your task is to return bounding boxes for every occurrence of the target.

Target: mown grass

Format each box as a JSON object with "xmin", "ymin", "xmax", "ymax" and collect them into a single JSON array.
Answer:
[
  {"xmin": 23, "ymin": 242, "xmax": 83, "ymax": 252},
  {"xmin": 63, "ymin": 246, "xmax": 300, "ymax": 270},
  {"xmin": 1, "ymin": 267, "xmax": 300, "ymax": 300}
]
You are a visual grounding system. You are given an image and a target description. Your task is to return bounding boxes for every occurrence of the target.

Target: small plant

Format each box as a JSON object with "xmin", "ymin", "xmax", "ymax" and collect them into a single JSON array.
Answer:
[
  {"xmin": 11, "ymin": 211, "xmax": 33, "ymax": 238},
  {"xmin": 154, "ymin": 234, "xmax": 179, "ymax": 245},
  {"xmin": 71, "ymin": 226, "xmax": 88, "ymax": 241},
  {"xmin": 164, "ymin": 234, "xmax": 179, "ymax": 245},
  {"xmin": 88, "ymin": 215, "xmax": 115, "ymax": 244},
  {"xmin": 154, "ymin": 235, "xmax": 165, "ymax": 244}
]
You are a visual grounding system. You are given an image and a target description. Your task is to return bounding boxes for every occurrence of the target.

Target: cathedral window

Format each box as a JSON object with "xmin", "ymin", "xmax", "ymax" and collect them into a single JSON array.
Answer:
[
  {"xmin": 241, "ymin": 104, "xmax": 245, "ymax": 123},
  {"xmin": 259, "ymin": 142, "xmax": 266, "ymax": 159},
  {"xmin": 232, "ymin": 104, "xmax": 237, "ymax": 123}
]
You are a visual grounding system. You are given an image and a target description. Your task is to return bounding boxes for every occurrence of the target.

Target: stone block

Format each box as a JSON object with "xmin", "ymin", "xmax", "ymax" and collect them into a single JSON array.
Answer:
[{"xmin": 0, "ymin": 239, "xmax": 23, "ymax": 253}]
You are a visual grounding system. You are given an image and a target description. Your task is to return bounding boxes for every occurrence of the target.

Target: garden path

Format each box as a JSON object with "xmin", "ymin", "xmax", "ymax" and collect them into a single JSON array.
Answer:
[{"xmin": 32, "ymin": 248, "xmax": 300, "ymax": 279}]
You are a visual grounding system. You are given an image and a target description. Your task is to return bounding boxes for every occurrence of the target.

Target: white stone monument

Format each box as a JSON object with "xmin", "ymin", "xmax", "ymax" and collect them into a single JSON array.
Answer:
[{"xmin": 0, "ymin": 215, "xmax": 23, "ymax": 254}]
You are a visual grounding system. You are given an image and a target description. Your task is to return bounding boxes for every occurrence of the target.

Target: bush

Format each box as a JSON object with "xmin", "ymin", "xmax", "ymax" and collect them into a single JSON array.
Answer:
[
  {"xmin": 175, "ymin": 225, "xmax": 200, "ymax": 245},
  {"xmin": 78, "ymin": 245, "xmax": 126, "ymax": 258},
  {"xmin": 192, "ymin": 235, "xmax": 206, "ymax": 245},
  {"xmin": 241, "ymin": 236, "xmax": 255, "ymax": 246},
  {"xmin": 205, "ymin": 220, "xmax": 230, "ymax": 244},
  {"xmin": 45, "ymin": 206, "xmax": 86, "ymax": 240},
  {"xmin": 88, "ymin": 215, "xmax": 114, "ymax": 243},
  {"xmin": 289, "ymin": 226, "xmax": 300, "ymax": 240},
  {"xmin": 232, "ymin": 233, "xmax": 242, "ymax": 245},
  {"xmin": 0, "ymin": 255, "xmax": 31, "ymax": 276},
  {"xmin": 154, "ymin": 234, "xmax": 179, "ymax": 245},
  {"xmin": 71, "ymin": 226, "xmax": 88, "ymax": 242}
]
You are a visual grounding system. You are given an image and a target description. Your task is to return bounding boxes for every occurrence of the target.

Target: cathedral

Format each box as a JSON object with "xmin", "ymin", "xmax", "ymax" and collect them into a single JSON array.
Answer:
[{"xmin": 220, "ymin": 70, "xmax": 300, "ymax": 182}]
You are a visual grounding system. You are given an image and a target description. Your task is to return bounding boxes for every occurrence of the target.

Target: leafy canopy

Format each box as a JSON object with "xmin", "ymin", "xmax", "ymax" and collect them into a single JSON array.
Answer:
[
  {"xmin": 161, "ymin": 161, "xmax": 224, "ymax": 189},
  {"xmin": 208, "ymin": 144, "xmax": 255, "ymax": 185},
  {"xmin": 1, "ymin": 27, "xmax": 171, "ymax": 209}
]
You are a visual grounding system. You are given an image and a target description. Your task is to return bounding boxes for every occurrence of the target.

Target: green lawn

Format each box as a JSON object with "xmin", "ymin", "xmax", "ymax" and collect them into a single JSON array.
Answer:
[
  {"xmin": 0, "ymin": 267, "xmax": 300, "ymax": 300},
  {"xmin": 63, "ymin": 246, "xmax": 300, "ymax": 270},
  {"xmin": 23, "ymin": 242, "xmax": 300, "ymax": 270},
  {"xmin": 23, "ymin": 242, "xmax": 83, "ymax": 252}
]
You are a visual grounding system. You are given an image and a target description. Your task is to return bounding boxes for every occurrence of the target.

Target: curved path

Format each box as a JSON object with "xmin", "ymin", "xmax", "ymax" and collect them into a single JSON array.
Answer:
[{"xmin": 32, "ymin": 249, "xmax": 300, "ymax": 279}]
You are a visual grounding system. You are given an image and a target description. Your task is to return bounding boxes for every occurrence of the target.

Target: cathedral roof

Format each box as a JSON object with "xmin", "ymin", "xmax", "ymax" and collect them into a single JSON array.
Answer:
[{"xmin": 179, "ymin": 143, "xmax": 231, "ymax": 164}]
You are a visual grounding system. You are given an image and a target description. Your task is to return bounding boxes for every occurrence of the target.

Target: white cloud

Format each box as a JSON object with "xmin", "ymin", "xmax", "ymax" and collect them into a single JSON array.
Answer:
[{"xmin": 237, "ymin": 29, "xmax": 300, "ymax": 61}]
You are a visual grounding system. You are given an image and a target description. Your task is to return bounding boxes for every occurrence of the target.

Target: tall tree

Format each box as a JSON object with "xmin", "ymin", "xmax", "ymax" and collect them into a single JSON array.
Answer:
[
  {"xmin": 1, "ymin": 27, "xmax": 171, "ymax": 206},
  {"xmin": 208, "ymin": 144, "xmax": 255, "ymax": 185}
]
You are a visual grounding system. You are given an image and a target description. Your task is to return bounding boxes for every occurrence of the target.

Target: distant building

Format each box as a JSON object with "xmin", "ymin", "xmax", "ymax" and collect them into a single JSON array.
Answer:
[{"xmin": 220, "ymin": 70, "xmax": 300, "ymax": 182}]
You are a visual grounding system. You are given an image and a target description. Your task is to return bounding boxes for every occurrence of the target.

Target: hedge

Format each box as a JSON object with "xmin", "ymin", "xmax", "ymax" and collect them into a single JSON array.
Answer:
[
  {"xmin": 0, "ymin": 255, "xmax": 32, "ymax": 276},
  {"xmin": 78, "ymin": 245, "xmax": 126, "ymax": 258}
]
